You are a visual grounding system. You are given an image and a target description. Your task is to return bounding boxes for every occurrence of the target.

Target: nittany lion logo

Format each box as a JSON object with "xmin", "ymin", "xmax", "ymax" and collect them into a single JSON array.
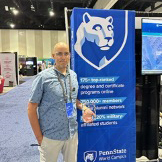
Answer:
[
  {"xmin": 74, "ymin": 11, "xmax": 128, "ymax": 70},
  {"xmin": 84, "ymin": 151, "xmax": 97, "ymax": 162}
]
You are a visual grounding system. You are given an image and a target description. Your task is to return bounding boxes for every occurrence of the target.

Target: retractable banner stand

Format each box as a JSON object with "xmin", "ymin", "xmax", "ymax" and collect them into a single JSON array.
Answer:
[
  {"xmin": 0, "ymin": 53, "xmax": 18, "ymax": 86},
  {"xmin": 71, "ymin": 8, "xmax": 136, "ymax": 162}
]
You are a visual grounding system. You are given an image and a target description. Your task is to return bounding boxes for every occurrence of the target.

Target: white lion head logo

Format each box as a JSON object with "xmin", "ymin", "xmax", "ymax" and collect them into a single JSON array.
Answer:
[
  {"xmin": 85, "ymin": 153, "xmax": 94, "ymax": 162},
  {"xmin": 82, "ymin": 13, "xmax": 114, "ymax": 50},
  {"xmin": 74, "ymin": 11, "xmax": 128, "ymax": 70},
  {"xmin": 84, "ymin": 151, "xmax": 97, "ymax": 162}
]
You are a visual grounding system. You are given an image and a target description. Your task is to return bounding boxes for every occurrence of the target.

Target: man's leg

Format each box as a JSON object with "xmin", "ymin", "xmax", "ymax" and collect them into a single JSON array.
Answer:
[
  {"xmin": 39, "ymin": 136, "xmax": 64, "ymax": 162},
  {"xmin": 62, "ymin": 132, "xmax": 78, "ymax": 162}
]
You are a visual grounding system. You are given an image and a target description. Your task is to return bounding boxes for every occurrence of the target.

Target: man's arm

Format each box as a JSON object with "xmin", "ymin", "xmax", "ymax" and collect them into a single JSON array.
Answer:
[
  {"xmin": 76, "ymin": 99, "xmax": 88, "ymax": 111},
  {"xmin": 28, "ymin": 102, "xmax": 43, "ymax": 145},
  {"xmin": 76, "ymin": 99, "xmax": 96, "ymax": 123}
]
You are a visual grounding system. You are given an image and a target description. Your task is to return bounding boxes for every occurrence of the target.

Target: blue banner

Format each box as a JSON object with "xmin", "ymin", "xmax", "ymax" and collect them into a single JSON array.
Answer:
[{"xmin": 71, "ymin": 8, "xmax": 135, "ymax": 162}]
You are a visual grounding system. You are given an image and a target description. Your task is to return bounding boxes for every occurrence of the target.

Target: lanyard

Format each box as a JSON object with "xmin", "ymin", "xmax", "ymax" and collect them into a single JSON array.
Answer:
[{"xmin": 55, "ymin": 70, "xmax": 72, "ymax": 103}]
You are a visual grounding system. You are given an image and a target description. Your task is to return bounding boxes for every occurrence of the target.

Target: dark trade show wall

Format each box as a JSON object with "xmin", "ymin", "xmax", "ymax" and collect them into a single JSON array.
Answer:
[{"xmin": 135, "ymin": 28, "xmax": 160, "ymax": 159}]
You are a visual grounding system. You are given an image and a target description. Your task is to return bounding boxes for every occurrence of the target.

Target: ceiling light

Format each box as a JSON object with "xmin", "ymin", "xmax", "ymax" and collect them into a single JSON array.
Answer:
[
  {"xmin": 12, "ymin": 9, "xmax": 19, "ymax": 15},
  {"xmin": 10, "ymin": 23, "xmax": 15, "ymax": 28},
  {"xmin": 31, "ymin": 5, "xmax": 35, "ymax": 12},
  {"xmin": 48, "ymin": 8, "xmax": 55, "ymax": 17},
  {"xmin": 10, "ymin": 7, "xmax": 19, "ymax": 15},
  {"xmin": 5, "ymin": 6, "xmax": 9, "ymax": 11},
  {"xmin": 49, "ymin": 10, "xmax": 55, "ymax": 16}
]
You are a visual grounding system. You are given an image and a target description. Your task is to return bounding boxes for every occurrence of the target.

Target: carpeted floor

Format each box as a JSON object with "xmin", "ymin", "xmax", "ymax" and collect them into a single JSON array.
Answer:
[{"xmin": 0, "ymin": 77, "xmax": 63, "ymax": 162}]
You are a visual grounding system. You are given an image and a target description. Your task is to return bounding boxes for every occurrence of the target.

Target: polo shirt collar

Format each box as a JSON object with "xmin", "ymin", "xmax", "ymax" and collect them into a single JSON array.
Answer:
[{"xmin": 53, "ymin": 66, "xmax": 70, "ymax": 76}]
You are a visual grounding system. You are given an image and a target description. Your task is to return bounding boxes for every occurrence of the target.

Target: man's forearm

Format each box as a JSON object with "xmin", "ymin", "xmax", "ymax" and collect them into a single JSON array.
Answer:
[
  {"xmin": 28, "ymin": 103, "xmax": 43, "ymax": 144},
  {"xmin": 76, "ymin": 99, "xmax": 95, "ymax": 123}
]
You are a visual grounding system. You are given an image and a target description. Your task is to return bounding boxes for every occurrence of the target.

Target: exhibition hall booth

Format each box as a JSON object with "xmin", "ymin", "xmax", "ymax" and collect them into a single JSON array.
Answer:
[
  {"xmin": 65, "ymin": 8, "xmax": 161, "ymax": 162},
  {"xmin": 0, "ymin": 6, "xmax": 161, "ymax": 162},
  {"xmin": 0, "ymin": 52, "xmax": 55, "ymax": 93}
]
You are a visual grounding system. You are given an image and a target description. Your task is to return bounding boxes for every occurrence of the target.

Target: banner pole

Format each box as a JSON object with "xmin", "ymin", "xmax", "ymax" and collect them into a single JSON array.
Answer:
[{"xmin": 64, "ymin": 7, "xmax": 69, "ymax": 46}]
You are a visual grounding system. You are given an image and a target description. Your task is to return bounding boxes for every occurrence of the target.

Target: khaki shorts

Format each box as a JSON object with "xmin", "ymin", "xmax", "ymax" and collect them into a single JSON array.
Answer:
[{"xmin": 38, "ymin": 132, "xmax": 78, "ymax": 162}]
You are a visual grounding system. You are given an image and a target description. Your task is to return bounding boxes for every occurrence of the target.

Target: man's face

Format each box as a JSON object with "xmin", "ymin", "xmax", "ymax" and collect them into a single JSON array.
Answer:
[{"xmin": 53, "ymin": 45, "xmax": 70, "ymax": 69}]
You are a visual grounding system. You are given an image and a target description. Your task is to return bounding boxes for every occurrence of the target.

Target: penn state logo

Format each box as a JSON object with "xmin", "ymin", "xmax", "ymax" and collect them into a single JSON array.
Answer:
[
  {"xmin": 74, "ymin": 11, "xmax": 128, "ymax": 70},
  {"xmin": 84, "ymin": 151, "xmax": 97, "ymax": 162}
]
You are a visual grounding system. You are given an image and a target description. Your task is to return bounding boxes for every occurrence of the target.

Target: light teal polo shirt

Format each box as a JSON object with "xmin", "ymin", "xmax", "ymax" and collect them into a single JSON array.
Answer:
[{"xmin": 29, "ymin": 67, "xmax": 79, "ymax": 140}]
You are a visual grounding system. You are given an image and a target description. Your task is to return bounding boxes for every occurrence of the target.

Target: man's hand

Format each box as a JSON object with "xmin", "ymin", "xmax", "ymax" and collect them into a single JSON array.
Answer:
[
  {"xmin": 76, "ymin": 100, "xmax": 96, "ymax": 123},
  {"xmin": 83, "ymin": 108, "xmax": 96, "ymax": 123},
  {"xmin": 37, "ymin": 135, "xmax": 43, "ymax": 145}
]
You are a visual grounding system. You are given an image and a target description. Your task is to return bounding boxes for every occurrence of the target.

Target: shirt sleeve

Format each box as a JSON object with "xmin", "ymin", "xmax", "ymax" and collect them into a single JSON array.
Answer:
[{"xmin": 29, "ymin": 74, "xmax": 43, "ymax": 103}]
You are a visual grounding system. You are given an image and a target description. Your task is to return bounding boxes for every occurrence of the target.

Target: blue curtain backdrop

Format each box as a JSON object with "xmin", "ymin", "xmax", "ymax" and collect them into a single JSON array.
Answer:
[{"xmin": 71, "ymin": 8, "xmax": 136, "ymax": 162}]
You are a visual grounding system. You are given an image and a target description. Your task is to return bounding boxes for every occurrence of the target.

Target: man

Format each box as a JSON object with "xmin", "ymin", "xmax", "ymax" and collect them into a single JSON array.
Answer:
[
  {"xmin": 41, "ymin": 60, "xmax": 46, "ymax": 70},
  {"xmin": 28, "ymin": 42, "xmax": 95, "ymax": 162}
]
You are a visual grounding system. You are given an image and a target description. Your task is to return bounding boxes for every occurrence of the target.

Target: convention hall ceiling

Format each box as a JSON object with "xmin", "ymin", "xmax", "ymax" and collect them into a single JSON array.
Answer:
[
  {"xmin": 0, "ymin": 0, "xmax": 161, "ymax": 30},
  {"xmin": 0, "ymin": 0, "xmax": 97, "ymax": 30},
  {"xmin": 112, "ymin": 0, "xmax": 161, "ymax": 11}
]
